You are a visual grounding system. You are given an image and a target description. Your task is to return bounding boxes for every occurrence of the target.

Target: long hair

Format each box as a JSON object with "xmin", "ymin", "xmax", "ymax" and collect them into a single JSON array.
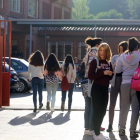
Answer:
[
  {"xmin": 28, "ymin": 50, "xmax": 44, "ymax": 66},
  {"xmin": 118, "ymin": 41, "xmax": 128, "ymax": 54},
  {"xmin": 97, "ymin": 43, "xmax": 112, "ymax": 62},
  {"xmin": 64, "ymin": 55, "xmax": 75, "ymax": 74},
  {"xmin": 85, "ymin": 37, "xmax": 103, "ymax": 51},
  {"xmin": 45, "ymin": 53, "xmax": 60, "ymax": 71},
  {"xmin": 128, "ymin": 37, "xmax": 140, "ymax": 54}
]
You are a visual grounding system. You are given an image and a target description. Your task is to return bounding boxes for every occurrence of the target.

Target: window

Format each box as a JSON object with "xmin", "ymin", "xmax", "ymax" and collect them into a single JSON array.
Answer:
[
  {"xmin": 64, "ymin": 11, "xmax": 70, "ymax": 19},
  {"xmin": 48, "ymin": 42, "xmax": 73, "ymax": 61},
  {"xmin": 78, "ymin": 42, "xmax": 86, "ymax": 60},
  {"xmin": 12, "ymin": 61, "xmax": 23, "ymax": 70},
  {"xmin": 11, "ymin": 0, "xmax": 21, "ymax": 13},
  {"xmin": 28, "ymin": 0, "xmax": 38, "ymax": 17},
  {"xmin": 0, "ymin": 0, "xmax": 3, "ymax": 8}
]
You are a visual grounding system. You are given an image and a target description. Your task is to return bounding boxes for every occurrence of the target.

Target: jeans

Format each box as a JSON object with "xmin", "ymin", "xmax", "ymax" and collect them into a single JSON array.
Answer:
[
  {"xmin": 119, "ymin": 84, "xmax": 139, "ymax": 131},
  {"xmin": 91, "ymin": 83, "xmax": 108, "ymax": 135},
  {"xmin": 46, "ymin": 83, "xmax": 58, "ymax": 108},
  {"xmin": 84, "ymin": 96, "xmax": 94, "ymax": 130},
  {"xmin": 62, "ymin": 83, "xmax": 74, "ymax": 110},
  {"xmin": 32, "ymin": 77, "xmax": 44, "ymax": 109}
]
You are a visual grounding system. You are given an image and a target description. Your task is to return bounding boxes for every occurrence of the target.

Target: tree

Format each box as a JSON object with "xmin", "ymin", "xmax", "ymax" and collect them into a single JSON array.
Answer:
[
  {"xmin": 72, "ymin": 0, "xmax": 91, "ymax": 19},
  {"xmin": 95, "ymin": 9, "xmax": 123, "ymax": 19},
  {"xmin": 126, "ymin": 0, "xmax": 140, "ymax": 19}
]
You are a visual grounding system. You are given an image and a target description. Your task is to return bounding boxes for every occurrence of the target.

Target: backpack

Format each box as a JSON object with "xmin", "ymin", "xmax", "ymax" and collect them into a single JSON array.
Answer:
[
  {"xmin": 46, "ymin": 74, "xmax": 59, "ymax": 85},
  {"xmin": 131, "ymin": 66, "xmax": 140, "ymax": 91},
  {"xmin": 61, "ymin": 76, "xmax": 70, "ymax": 91},
  {"xmin": 60, "ymin": 67, "xmax": 72, "ymax": 91},
  {"xmin": 81, "ymin": 57, "xmax": 99, "ymax": 97}
]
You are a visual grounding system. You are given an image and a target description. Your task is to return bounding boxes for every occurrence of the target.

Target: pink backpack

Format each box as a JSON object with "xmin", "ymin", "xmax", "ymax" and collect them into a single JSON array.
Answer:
[{"xmin": 131, "ymin": 66, "xmax": 140, "ymax": 91}]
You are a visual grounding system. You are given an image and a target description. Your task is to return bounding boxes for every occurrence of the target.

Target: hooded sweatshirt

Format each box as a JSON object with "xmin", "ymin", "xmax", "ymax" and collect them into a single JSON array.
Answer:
[{"xmin": 115, "ymin": 50, "xmax": 140, "ymax": 84}]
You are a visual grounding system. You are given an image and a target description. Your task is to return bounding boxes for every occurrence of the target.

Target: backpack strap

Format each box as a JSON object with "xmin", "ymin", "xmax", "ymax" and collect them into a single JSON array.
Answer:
[{"xmin": 94, "ymin": 57, "xmax": 99, "ymax": 72}]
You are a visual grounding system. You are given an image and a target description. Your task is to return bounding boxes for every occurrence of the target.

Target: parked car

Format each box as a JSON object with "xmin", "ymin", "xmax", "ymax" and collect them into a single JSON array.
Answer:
[
  {"xmin": 3, "ymin": 57, "xmax": 32, "ymax": 93},
  {"xmin": 2, "ymin": 62, "xmax": 19, "ymax": 92}
]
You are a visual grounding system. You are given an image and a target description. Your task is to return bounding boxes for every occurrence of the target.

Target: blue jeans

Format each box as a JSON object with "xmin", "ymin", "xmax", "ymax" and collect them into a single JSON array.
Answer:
[
  {"xmin": 46, "ymin": 83, "xmax": 58, "ymax": 108},
  {"xmin": 62, "ymin": 83, "xmax": 74, "ymax": 110},
  {"xmin": 32, "ymin": 77, "xmax": 44, "ymax": 109},
  {"xmin": 84, "ymin": 96, "xmax": 94, "ymax": 130}
]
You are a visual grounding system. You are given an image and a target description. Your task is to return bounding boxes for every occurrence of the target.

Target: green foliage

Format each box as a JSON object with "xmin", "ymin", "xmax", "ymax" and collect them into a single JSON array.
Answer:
[
  {"xmin": 126, "ymin": 0, "xmax": 140, "ymax": 19},
  {"xmin": 95, "ymin": 9, "xmax": 123, "ymax": 19},
  {"xmin": 72, "ymin": 0, "xmax": 90, "ymax": 19}
]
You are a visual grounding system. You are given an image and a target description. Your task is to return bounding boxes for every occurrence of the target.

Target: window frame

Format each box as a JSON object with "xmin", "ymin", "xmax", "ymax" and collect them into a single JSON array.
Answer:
[
  {"xmin": 11, "ymin": 0, "xmax": 21, "ymax": 13},
  {"xmin": 28, "ymin": 0, "xmax": 38, "ymax": 18}
]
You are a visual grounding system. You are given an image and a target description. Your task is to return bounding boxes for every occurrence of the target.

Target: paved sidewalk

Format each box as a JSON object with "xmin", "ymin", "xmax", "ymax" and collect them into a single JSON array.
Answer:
[
  {"xmin": 0, "ymin": 109, "xmax": 139, "ymax": 140},
  {"xmin": 2, "ymin": 86, "xmax": 120, "ymax": 111}
]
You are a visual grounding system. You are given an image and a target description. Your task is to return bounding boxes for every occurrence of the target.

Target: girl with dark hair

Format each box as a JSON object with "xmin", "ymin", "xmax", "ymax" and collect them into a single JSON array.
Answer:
[
  {"xmin": 116, "ymin": 37, "xmax": 140, "ymax": 138},
  {"xmin": 28, "ymin": 50, "xmax": 44, "ymax": 112},
  {"xmin": 83, "ymin": 37, "xmax": 104, "ymax": 136},
  {"xmin": 44, "ymin": 53, "xmax": 63, "ymax": 112},
  {"xmin": 107, "ymin": 41, "xmax": 128, "ymax": 132},
  {"xmin": 61, "ymin": 55, "xmax": 76, "ymax": 111}
]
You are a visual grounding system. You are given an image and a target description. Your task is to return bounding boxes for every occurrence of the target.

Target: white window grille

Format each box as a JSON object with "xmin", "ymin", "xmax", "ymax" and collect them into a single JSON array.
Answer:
[
  {"xmin": 28, "ymin": 0, "xmax": 38, "ymax": 17},
  {"xmin": 11, "ymin": 0, "xmax": 21, "ymax": 13}
]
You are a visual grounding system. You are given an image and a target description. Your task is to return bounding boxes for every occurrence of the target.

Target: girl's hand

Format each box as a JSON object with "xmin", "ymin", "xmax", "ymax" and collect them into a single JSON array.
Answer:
[
  {"xmin": 114, "ymin": 62, "xmax": 117, "ymax": 67},
  {"xmin": 29, "ymin": 79, "xmax": 32, "ymax": 82},
  {"xmin": 104, "ymin": 70, "xmax": 113, "ymax": 76}
]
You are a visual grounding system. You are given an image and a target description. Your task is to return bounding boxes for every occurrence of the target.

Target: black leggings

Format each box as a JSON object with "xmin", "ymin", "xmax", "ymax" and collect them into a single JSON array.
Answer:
[{"xmin": 91, "ymin": 83, "xmax": 108, "ymax": 136}]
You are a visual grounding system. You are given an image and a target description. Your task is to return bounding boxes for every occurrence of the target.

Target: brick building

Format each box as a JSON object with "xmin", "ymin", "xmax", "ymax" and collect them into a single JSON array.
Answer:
[{"xmin": 0, "ymin": 0, "xmax": 72, "ymax": 59}]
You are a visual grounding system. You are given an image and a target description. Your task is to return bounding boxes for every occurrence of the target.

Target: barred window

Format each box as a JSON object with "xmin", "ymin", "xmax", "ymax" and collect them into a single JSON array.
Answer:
[
  {"xmin": 28, "ymin": 0, "xmax": 38, "ymax": 17},
  {"xmin": 11, "ymin": 0, "xmax": 21, "ymax": 13}
]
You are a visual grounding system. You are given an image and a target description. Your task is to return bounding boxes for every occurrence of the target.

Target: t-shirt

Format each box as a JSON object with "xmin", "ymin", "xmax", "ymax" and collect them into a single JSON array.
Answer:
[{"xmin": 75, "ymin": 63, "xmax": 79, "ymax": 73}]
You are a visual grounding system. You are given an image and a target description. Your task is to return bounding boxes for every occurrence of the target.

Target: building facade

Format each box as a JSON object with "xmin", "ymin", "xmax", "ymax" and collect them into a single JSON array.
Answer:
[{"xmin": 0, "ymin": 0, "xmax": 72, "ymax": 59}]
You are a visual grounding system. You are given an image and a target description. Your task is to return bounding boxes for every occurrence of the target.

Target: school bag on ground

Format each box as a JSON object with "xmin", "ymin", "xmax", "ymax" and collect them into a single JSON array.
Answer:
[{"xmin": 131, "ymin": 66, "xmax": 140, "ymax": 91}]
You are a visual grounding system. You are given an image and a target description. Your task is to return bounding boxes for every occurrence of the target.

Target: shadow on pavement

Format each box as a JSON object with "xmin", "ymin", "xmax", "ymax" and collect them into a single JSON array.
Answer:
[
  {"xmin": 10, "ymin": 92, "xmax": 32, "ymax": 98},
  {"xmin": 9, "ymin": 112, "xmax": 71, "ymax": 126},
  {"xmin": 49, "ymin": 112, "xmax": 70, "ymax": 125},
  {"xmin": 82, "ymin": 135, "xmax": 92, "ymax": 140},
  {"xmin": 109, "ymin": 132, "xmax": 117, "ymax": 140},
  {"xmin": 9, "ymin": 112, "xmax": 39, "ymax": 125}
]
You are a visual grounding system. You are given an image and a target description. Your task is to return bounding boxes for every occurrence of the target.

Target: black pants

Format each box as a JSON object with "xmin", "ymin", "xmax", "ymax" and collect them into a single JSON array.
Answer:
[{"xmin": 91, "ymin": 83, "xmax": 108, "ymax": 136}]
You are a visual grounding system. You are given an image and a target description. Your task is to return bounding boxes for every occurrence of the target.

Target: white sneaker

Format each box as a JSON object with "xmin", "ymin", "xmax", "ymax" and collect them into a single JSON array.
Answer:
[
  {"xmin": 51, "ymin": 108, "xmax": 54, "ymax": 112},
  {"xmin": 84, "ymin": 130, "xmax": 89, "ymax": 135},
  {"xmin": 88, "ymin": 130, "xmax": 95, "ymax": 136},
  {"xmin": 94, "ymin": 133, "xmax": 109, "ymax": 140}
]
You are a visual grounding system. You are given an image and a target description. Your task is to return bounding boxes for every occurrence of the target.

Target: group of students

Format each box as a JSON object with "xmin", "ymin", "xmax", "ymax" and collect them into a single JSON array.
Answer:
[
  {"xmin": 28, "ymin": 52, "xmax": 76, "ymax": 112},
  {"xmin": 83, "ymin": 36, "xmax": 140, "ymax": 140},
  {"xmin": 28, "ymin": 36, "xmax": 140, "ymax": 140}
]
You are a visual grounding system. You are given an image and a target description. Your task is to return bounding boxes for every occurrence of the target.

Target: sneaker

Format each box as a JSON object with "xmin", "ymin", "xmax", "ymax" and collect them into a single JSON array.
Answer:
[
  {"xmin": 39, "ymin": 103, "xmax": 43, "ymax": 109},
  {"xmin": 107, "ymin": 124, "xmax": 113, "ymax": 132},
  {"xmin": 46, "ymin": 102, "xmax": 50, "ymax": 110},
  {"xmin": 88, "ymin": 130, "xmax": 95, "ymax": 136},
  {"xmin": 33, "ymin": 108, "xmax": 37, "ymax": 113},
  {"xmin": 119, "ymin": 129, "xmax": 125, "ymax": 136},
  {"xmin": 84, "ymin": 129, "xmax": 89, "ymax": 135},
  {"xmin": 130, "ymin": 131, "xmax": 139, "ymax": 138},
  {"xmin": 94, "ymin": 133, "xmax": 109, "ymax": 140},
  {"xmin": 100, "ymin": 127, "xmax": 105, "ymax": 131},
  {"xmin": 51, "ymin": 108, "xmax": 54, "ymax": 112}
]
